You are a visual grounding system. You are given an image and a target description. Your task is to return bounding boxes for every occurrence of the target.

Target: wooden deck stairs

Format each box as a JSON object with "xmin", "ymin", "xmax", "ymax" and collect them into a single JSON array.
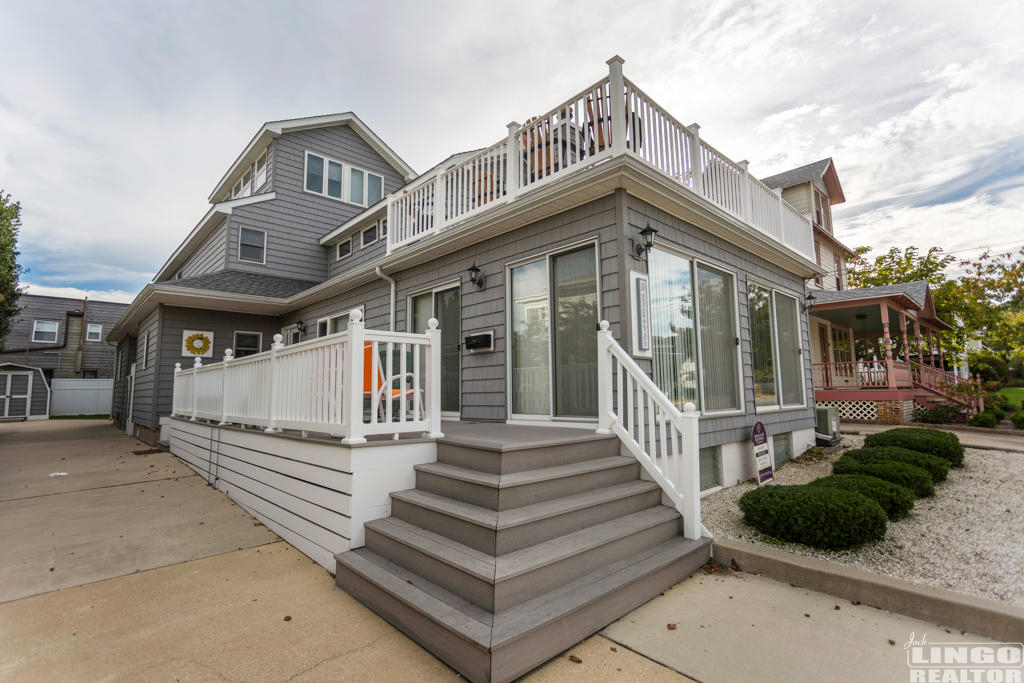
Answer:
[{"xmin": 335, "ymin": 423, "xmax": 710, "ymax": 682}]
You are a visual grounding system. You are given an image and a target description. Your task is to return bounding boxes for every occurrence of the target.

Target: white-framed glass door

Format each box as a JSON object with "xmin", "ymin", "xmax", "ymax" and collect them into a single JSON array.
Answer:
[
  {"xmin": 410, "ymin": 284, "xmax": 461, "ymax": 415},
  {"xmin": 509, "ymin": 243, "xmax": 599, "ymax": 419}
]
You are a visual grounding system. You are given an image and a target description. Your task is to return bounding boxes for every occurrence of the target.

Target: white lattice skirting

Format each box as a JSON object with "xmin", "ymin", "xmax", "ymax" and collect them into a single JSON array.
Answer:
[{"xmin": 817, "ymin": 400, "xmax": 878, "ymax": 421}]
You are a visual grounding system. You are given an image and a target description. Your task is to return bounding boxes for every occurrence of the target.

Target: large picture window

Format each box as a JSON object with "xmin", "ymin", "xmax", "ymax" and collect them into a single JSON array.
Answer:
[
  {"xmin": 749, "ymin": 283, "xmax": 805, "ymax": 408},
  {"xmin": 649, "ymin": 248, "xmax": 741, "ymax": 412},
  {"xmin": 305, "ymin": 151, "xmax": 383, "ymax": 206}
]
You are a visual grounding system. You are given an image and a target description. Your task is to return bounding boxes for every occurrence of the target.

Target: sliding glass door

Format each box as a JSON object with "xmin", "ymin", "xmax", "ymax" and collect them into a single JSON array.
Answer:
[
  {"xmin": 510, "ymin": 244, "xmax": 598, "ymax": 418},
  {"xmin": 411, "ymin": 286, "xmax": 461, "ymax": 414},
  {"xmin": 748, "ymin": 284, "xmax": 805, "ymax": 408}
]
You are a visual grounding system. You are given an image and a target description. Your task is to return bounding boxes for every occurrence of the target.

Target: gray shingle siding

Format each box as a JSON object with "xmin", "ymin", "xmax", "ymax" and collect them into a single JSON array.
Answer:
[
  {"xmin": 178, "ymin": 219, "xmax": 227, "ymax": 278},
  {"xmin": 624, "ymin": 197, "xmax": 815, "ymax": 448},
  {"xmin": 131, "ymin": 308, "xmax": 161, "ymax": 429},
  {"xmin": 329, "ymin": 226, "xmax": 386, "ymax": 279},
  {"xmin": 224, "ymin": 126, "xmax": 405, "ymax": 282}
]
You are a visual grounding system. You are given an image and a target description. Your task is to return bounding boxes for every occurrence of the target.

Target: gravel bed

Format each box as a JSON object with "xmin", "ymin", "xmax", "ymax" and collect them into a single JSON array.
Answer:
[{"xmin": 701, "ymin": 434, "xmax": 1024, "ymax": 607}]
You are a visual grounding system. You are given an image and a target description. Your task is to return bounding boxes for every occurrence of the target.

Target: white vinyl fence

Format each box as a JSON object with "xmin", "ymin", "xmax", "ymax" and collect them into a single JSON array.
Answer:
[
  {"xmin": 172, "ymin": 310, "xmax": 443, "ymax": 443},
  {"xmin": 51, "ymin": 378, "xmax": 114, "ymax": 416}
]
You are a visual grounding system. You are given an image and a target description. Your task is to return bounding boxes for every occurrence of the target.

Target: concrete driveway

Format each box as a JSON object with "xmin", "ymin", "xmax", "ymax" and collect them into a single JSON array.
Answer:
[{"xmin": 0, "ymin": 419, "xmax": 277, "ymax": 603}]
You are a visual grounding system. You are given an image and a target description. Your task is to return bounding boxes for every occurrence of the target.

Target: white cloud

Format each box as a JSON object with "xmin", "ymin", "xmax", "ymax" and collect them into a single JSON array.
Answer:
[{"xmin": 21, "ymin": 283, "xmax": 137, "ymax": 304}]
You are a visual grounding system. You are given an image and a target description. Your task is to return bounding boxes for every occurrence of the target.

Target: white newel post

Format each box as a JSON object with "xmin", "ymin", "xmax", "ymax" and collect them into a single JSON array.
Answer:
[
  {"xmin": 680, "ymin": 402, "xmax": 701, "ymax": 540},
  {"xmin": 424, "ymin": 317, "xmax": 444, "ymax": 439},
  {"xmin": 596, "ymin": 320, "xmax": 613, "ymax": 434},
  {"xmin": 433, "ymin": 169, "xmax": 445, "ymax": 230},
  {"xmin": 506, "ymin": 121, "xmax": 521, "ymax": 202},
  {"xmin": 607, "ymin": 56, "xmax": 626, "ymax": 156},
  {"xmin": 265, "ymin": 334, "xmax": 283, "ymax": 433},
  {"xmin": 173, "ymin": 362, "xmax": 181, "ymax": 416},
  {"xmin": 190, "ymin": 357, "xmax": 202, "ymax": 421},
  {"xmin": 686, "ymin": 123, "xmax": 703, "ymax": 195},
  {"xmin": 775, "ymin": 187, "xmax": 785, "ymax": 231},
  {"xmin": 384, "ymin": 193, "xmax": 396, "ymax": 254},
  {"xmin": 219, "ymin": 348, "xmax": 233, "ymax": 425},
  {"xmin": 738, "ymin": 159, "xmax": 752, "ymax": 222},
  {"xmin": 342, "ymin": 309, "xmax": 366, "ymax": 444}
]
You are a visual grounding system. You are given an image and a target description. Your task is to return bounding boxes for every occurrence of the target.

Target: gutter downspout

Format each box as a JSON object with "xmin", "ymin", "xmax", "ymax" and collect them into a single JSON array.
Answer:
[{"xmin": 375, "ymin": 266, "xmax": 396, "ymax": 331}]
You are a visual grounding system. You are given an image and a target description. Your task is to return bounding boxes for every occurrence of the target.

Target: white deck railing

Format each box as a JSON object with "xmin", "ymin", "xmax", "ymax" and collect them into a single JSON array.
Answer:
[
  {"xmin": 595, "ymin": 321, "xmax": 705, "ymax": 540},
  {"xmin": 172, "ymin": 309, "xmax": 443, "ymax": 444},
  {"xmin": 386, "ymin": 57, "xmax": 815, "ymax": 262}
]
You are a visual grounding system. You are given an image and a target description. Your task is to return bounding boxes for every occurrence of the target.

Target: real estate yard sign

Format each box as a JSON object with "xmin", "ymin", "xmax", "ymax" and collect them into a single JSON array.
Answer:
[
  {"xmin": 182, "ymin": 330, "xmax": 214, "ymax": 358},
  {"xmin": 752, "ymin": 421, "xmax": 774, "ymax": 485}
]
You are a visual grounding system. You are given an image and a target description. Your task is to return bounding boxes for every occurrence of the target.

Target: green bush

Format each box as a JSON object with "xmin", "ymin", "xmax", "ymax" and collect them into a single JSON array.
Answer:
[
  {"xmin": 843, "ymin": 446, "xmax": 949, "ymax": 483},
  {"xmin": 739, "ymin": 485, "xmax": 887, "ymax": 549},
  {"xmin": 985, "ymin": 392, "xmax": 1010, "ymax": 409},
  {"xmin": 1011, "ymin": 410, "xmax": 1024, "ymax": 430},
  {"xmin": 989, "ymin": 407, "xmax": 1006, "ymax": 421},
  {"xmin": 968, "ymin": 411, "xmax": 998, "ymax": 428},
  {"xmin": 809, "ymin": 474, "xmax": 915, "ymax": 519},
  {"xmin": 969, "ymin": 352, "xmax": 1008, "ymax": 385},
  {"xmin": 914, "ymin": 403, "xmax": 964, "ymax": 424},
  {"xmin": 863, "ymin": 428, "xmax": 965, "ymax": 467},
  {"xmin": 832, "ymin": 458, "xmax": 934, "ymax": 497}
]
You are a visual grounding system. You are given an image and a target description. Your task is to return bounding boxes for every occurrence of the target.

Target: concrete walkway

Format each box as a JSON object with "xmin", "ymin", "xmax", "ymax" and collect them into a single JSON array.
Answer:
[{"xmin": 843, "ymin": 422, "xmax": 1024, "ymax": 452}]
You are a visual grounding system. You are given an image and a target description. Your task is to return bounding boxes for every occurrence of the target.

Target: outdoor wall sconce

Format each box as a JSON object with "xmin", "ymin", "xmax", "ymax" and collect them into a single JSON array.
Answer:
[
  {"xmin": 633, "ymin": 224, "xmax": 658, "ymax": 259},
  {"xmin": 802, "ymin": 291, "xmax": 816, "ymax": 312},
  {"xmin": 295, "ymin": 320, "xmax": 307, "ymax": 334},
  {"xmin": 467, "ymin": 263, "xmax": 485, "ymax": 289}
]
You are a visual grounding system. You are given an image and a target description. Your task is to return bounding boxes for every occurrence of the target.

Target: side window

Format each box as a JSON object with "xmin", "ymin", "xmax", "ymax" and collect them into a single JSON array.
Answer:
[
  {"xmin": 336, "ymin": 239, "xmax": 352, "ymax": 261},
  {"xmin": 86, "ymin": 323, "xmax": 103, "ymax": 342},
  {"xmin": 233, "ymin": 331, "xmax": 262, "ymax": 357},
  {"xmin": 238, "ymin": 227, "xmax": 266, "ymax": 264},
  {"xmin": 32, "ymin": 320, "xmax": 59, "ymax": 343}
]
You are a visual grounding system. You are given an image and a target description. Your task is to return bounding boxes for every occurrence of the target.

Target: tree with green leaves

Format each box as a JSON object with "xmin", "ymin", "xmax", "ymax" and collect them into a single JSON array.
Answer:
[
  {"xmin": 0, "ymin": 191, "xmax": 25, "ymax": 349},
  {"xmin": 847, "ymin": 246, "xmax": 954, "ymax": 289}
]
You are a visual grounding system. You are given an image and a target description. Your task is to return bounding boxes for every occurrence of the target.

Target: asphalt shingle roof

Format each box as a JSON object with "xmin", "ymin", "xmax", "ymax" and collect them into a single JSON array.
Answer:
[
  {"xmin": 760, "ymin": 159, "xmax": 832, "ymax": 190},
  {"xmin": 810, "ymin": 280, "xmax": 929, "ymax": 308},
  {"xmin": 160, "ymin": 270, "xmax": 319, "ymax": 299}
]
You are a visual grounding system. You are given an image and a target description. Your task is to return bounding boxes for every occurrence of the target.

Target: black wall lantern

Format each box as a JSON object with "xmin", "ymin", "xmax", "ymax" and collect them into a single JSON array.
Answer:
[
  {"xmin": 467, "ymin": 263, "xmax": 485, "ymax": 289},
  {"xmin": 634, "ymin": 224, "xmax": 658, "ymax": 259},
  {"xmin": 295, "ymin": 320, "xmax": 307, "ymax": 334},
  {"xmin": 801, "ymin": 291, "xmax": 816, "ymax": 312}
]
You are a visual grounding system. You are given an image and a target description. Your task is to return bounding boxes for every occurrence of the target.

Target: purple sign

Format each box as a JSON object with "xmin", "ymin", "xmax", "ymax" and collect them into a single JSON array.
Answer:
[{"xmin": 752, "ymin": 421, "xmax": 773, "ymax": 484}]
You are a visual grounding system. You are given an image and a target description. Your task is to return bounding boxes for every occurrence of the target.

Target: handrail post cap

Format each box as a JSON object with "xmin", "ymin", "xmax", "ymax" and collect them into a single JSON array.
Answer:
[
  {"xmin": 683, "ymin": 402, "xmax": 697, "ymax": 413},
  {"xmin": 350, "ymin": 308, "xmax": 363, "ymax": 323},
  {"xmin": 273, "ymin": 333, "xmax": 283, "ymax": 344},
  {"xmin": 427, "ymin": 318, "xmax": 439, "ymax": 330},
  {"xmin": 599, "ymin": 320, "xmax": 610, "ymax": 332}
]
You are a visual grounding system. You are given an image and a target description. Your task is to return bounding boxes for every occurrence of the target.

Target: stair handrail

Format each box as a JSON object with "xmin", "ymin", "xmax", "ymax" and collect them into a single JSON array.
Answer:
[
  {"xmin": 596, "ymin": 321, "xmax": 707, "ymax": 540},
  {"xmin": 907, "ymin": 359, "xmax": 977, "ymax": 410}
]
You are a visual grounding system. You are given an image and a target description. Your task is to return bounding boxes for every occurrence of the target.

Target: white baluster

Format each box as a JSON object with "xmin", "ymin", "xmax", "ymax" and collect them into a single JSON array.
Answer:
[
  {"xmin": 680, "ymin": 402, "xmax": 701, "ymax": 540},
  {"xmin": 219, "ymin": 348, "xmax": 233, "ymax": 425},
  {"xmin": 596, "ymin": 320, "xmax": 613, "ymax": 434},
  {"xmin": 342, "ymin": 309, "xmax": 366, "ymax": 444},
  {"xmin": 424, "ymin": 317, "xmax": 444, "ymax": 439},
  {"xmin": 265, "ymin": 334, "xmax": 283, "ymax": 433},
  {"xmin": 607, "ymin": 56, "xmax": 626, "ymax": 156},
  {"xmin": 190, "ymin": 356, "xmax": 202, "ymax": 421},
  {"xmin": 506, "ymin": 121, "xmax": 521, "ymax": 202},
  {"xmin": 433, "ymin": 168, "xmax": 445, "ymax": 231}
]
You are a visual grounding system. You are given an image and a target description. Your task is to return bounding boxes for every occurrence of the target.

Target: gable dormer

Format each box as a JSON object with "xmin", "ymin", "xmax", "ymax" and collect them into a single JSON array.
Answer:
[{"xmin": 761, "ymin": 158, "xmax": 845, "ymax": 234}]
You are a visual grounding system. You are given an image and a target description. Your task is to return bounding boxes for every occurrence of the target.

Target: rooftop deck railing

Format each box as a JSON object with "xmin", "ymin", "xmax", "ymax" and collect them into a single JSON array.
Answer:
[
  {"xmin": 386, "ymin": 57, "xmax": 815, "ymax": 261},
  {"xmin": 171, "ymin": 310, "xmax": 443, "ymax": 443}
]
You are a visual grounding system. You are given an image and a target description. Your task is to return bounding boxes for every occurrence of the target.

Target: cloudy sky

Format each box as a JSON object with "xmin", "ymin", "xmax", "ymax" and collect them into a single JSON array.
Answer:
[{"xmin": 2, "ymin": 0, "xmax": 1021, "ymax": 303}]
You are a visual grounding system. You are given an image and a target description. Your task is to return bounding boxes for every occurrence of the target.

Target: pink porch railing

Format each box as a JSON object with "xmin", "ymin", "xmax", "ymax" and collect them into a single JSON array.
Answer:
[
  {"xmin": 908, "ymin": 360, "xmax": 978, "ymax": 410},
  {"xmin": 812, "ymin": 361, "xmax": 892, "ymax": 389}
]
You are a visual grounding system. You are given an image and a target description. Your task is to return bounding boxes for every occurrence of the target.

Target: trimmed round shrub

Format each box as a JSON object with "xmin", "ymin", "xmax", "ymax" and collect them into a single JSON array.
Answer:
[
  {"xmin": 739, "ymin": 485, "xmax": 887, "ymax": 549},
  {"xmin": 989, "ymin": 406, "xmax": 1006, "ymax": 421},
  {"xmin": 1012, "ymin": 410, "xmax": 1024, "ymax": 430},
  {"xmin": 842, "ymin": 446, "xmax": 949, "ymax": 483},
  {"xmin": 968, "ymin": 411, "xmax": 998, "ymax": 428},
  {"xmin": 809, "ymin": 474, "xmax": 915, "ymax": 519},
  {"xmin": 863, "ymin": 428, "xmax": 964, "ymax": 467},
  {"xmin": 832, "ymin": 458, "xmax": 934, "ymax": 497}
]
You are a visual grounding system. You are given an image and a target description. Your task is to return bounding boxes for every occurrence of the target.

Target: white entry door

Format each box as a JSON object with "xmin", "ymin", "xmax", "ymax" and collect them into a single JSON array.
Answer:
[{"xmin": 1, "ymin": 372, "xmax": 32, "ymax": 418}]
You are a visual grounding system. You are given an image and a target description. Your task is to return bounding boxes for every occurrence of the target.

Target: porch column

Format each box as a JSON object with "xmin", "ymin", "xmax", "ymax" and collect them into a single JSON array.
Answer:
[
  {"xmin": 937, "ymin": 334, "xmax": 945, "ymax": 371},
  {"xmin": 926, "ymin": 328, "xmax": 934, "ymax": 366},
  {"xmin": 914, "ymin": 320, "xmax": 924, "ymax": 364},
  {"xmin": 898, "ymin": 311, "xmax": 909, "ymax": 361},
  {"xmin": 880, "ymin": 302, "xmax": 896, "ymax": 389}
]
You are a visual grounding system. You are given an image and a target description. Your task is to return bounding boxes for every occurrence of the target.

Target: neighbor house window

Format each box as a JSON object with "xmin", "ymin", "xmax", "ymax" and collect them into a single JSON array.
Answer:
[
  {"xmin": 32, "ymin": 320, "xmax": 59, "ymax": 343},
  {"xmin": 336, "ymin": 239, "xmax": 352, "ymax": 261},
  {"xmin": 813, "ymin": 241, "xmax": 823, "ymax": 288},
  {"xmin": 238, "ymin": 227, "xmax": 266, "ymax": 264},
  {"xmin": 304, "ymin": 151, "xmax": 383, "ymax": 206},
  {"xmin": 833, "ymin": 254, "xmax": 844, "ymax": 291},
  {"xmin": 749, "ymin": 284, "xmax": 804, "ymax": 409},
  {"xmin": 82, "ymin": 369, "xmax": 98, "ymax": 379},
  {"xmin": 233, "ymin": 331, "xmax": 262, "ymax": 357},
  {"xmin": 813, "ymin": 189, "xmax": 831, "ymax": 232},
  {"xmin": 649, "ymin": 248, "xmax": 741, "ymax": 412},
  {"xmin": 86, "ymin": 323, "xmax": 102, "ymax": 342},
  {"xmin": 361, "ymin": 223, "xmax": 378, "ymax": 247}
]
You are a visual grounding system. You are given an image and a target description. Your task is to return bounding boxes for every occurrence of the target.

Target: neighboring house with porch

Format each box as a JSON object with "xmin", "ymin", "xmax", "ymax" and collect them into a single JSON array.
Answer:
[
  {"xmin": 110, "ymin": 58, "xmax": 827, "ymax": 681},
  {"xmin": 0, "ymin": 294, "xmax": 127, "ymax": 420},
  {"xmin": 762, "ymin": 159, "xmax": 972, "ymax": 424}
]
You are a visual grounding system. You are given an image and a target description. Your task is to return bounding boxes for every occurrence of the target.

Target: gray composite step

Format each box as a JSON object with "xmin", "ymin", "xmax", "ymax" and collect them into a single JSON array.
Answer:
[
  {"xmin": 364, "ymin": 507, "xmax": 682, "ymax": 611},
  {"xmin": 334, "ymin": 535, "xmax": 712, "ymax": 683},
  {"xmin": 390, "ymin": 480, "xmax": 662, "ymax": 554},
  {"xmin": 414, "ymin": 456, "xmax": 640, "ymax": 510},
  {"xmin": 437, "ymin": 433, "xmax": 621, "ymax": 474}
]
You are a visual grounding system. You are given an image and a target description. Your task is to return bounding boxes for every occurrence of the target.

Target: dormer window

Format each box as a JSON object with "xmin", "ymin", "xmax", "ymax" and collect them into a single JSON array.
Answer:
[
  {"xmin": 230, "ymin": 148, "xmax": 270, "ymax": 199},
  {"xmin": 813, "ymin": 189, "xmax": 831, "ymax": 233},
  {"xmin": 305, "ymin": 151, "xmax": 383, "ymax": 207}
]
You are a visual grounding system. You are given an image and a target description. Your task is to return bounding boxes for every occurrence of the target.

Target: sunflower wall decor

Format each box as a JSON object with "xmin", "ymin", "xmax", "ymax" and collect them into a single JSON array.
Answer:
[{"xmin": 181, "ymin": 330, "xmax": 215, "ymax": 358}]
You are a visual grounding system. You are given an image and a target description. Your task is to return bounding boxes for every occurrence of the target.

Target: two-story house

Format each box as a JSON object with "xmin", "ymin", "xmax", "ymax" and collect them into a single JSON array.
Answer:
[
  {"xmin": 110, "ymin": 58, "xmax": 836, "ymax": 680},
  {"xmin": 763, "ymin": 159, "xmax": 966, "ymax": 424},
  {"xmin": 1, "ymin": 294, "xmax": 127, "ymax": 419}
]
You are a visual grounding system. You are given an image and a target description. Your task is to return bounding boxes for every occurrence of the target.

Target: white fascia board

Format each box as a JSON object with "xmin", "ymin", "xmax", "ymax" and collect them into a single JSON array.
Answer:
[{"xmin": 153, "ymin": 193, "xmax": 276, "ymax": 282}]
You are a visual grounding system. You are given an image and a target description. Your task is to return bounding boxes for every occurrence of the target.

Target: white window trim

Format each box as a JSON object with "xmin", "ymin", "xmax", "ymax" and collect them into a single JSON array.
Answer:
[
  {"xmin": 361, "ymin": 223, "xmax": 379, "ymax": 248},
  {"xmin": 317, "ymin": 305, "xmax": 365, "ymax": 337},
  {"xmin": 336, "ymin": 238, "xmax": 353, "ymax": 261},
  {"xmin": 139, "ymin": 332, "xmax": 149, "ymax": 370},
  {"xmin": 748, "ymin": 279, "xmax": 807, "ymax": 412},
  {"xmin": 85, "ymin": 323, "xmax": 103, "ymax": 342},
  {"xmin": 303, "ymin": 150, "xmax": 384, "ymax": 207},
  {"xmin": 280, "ymin": 324, "xmax": 301, "ymax": 345},
  {"xmin": 238, "ymin": 227, "xmax": 267, "ymax": 265},
  {"xmin": 232, "ymin": 330, "xmax": 263, "ymax": 356},
  {"xmin": 31, "ymin": 320, "xmax": 60, "ymax": 344}
]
